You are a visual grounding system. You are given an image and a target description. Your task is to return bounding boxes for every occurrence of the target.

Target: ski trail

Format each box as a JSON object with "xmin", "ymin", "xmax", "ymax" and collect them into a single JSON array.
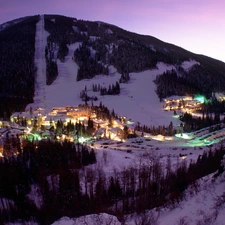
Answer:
[
  {"xmin": 27, "ymin": 14, "xmax": 80, "ymax": 111},
  {"xmin": 30, "ymin": 15, "xmax": 49, "ymax": 110},
  {"xmin": 44, "ymin": 43, "xmax": 80, "ymax": 109}
]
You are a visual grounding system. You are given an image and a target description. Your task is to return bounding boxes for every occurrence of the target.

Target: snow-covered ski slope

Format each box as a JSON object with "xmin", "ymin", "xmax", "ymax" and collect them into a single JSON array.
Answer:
[
  {"xmin": 29, "ymin": 16, "xmax": 196, "ymax": 127},
  {"xmin": 31, "ymin": 15, "xmax": 49, "ymax": 109},
  {"xmin": 44, "ymin": 42, "xmax": 80, "ymax": 109}
]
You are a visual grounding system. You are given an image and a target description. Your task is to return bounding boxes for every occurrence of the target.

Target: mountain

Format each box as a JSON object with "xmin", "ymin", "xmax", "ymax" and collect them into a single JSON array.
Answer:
[
  {"xmin": 1, "ymin": 14, "xmax": 225, "ymax": 225},
  {"xmin": 0, "ymin": 14, "xmax": 225, "ymax": 118}
]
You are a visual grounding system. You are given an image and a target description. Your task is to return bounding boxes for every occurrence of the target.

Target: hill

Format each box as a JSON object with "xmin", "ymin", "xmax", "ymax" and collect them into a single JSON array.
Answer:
[{"xmin": 0, "ymin": 14, "xmax": 225, "ymax": 118}]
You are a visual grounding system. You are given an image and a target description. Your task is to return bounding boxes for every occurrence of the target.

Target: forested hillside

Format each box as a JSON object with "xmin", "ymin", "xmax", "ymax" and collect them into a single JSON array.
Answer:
[
  {"xmin": 42, "ymin": 15, "xmax": 225, "ymax": 98},
  {"xmin": 0, "ymin": 15, "xmax": 39, "ymax": 118}
]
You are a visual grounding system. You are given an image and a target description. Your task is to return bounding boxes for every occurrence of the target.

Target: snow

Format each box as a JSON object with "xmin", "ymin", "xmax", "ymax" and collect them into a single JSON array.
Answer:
[
  {"xmin": 51, "ymin": 213, "xmax": 121, "ymax": 225},
  {"xmin": 27, "ymin": 15, "xmax": 49, "ymax": 110},
  {"xmin": 43, "ymin": 43, "xmax": 80, "ymax": 109},
  {"xmin": 91, "ymin": 136, "xmax": 220, "ymax": 177},
  {"xmin": 155, "ymin": 173, "xmax": 225, "ymax": 225},
  {"xmin": 181, "ymin": 59, "xmax": 200, "ymax": 71},
  {"xmin": 27, "ymin": 16, "xmax": 81, "ymax": 111},
  {"xmin": 97, "ymin": 63, "xmax": 178, "ymax": 127},
  {"xmin": 85, "ymin": 62, "xmax": 180, "ymax": 127}
]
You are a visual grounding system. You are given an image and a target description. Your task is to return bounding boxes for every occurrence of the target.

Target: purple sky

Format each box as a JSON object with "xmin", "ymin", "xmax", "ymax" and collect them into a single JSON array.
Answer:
[{"xmin": 1, "ymin": 0, "xmax": 225, "ymax": 62}]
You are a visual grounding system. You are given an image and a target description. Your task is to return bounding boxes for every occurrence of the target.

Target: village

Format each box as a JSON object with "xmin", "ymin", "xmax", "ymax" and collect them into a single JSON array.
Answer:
[
  {"xmin": 0, "ymin": 104, "xmax": 134, "ymax": 156},
  {"xmin": 1, "ymin": 93, "xmax": 225, "ymax": 157},
  {"xmin": 163, "ymin": 95, "xmax": 204, "ymax": 113}
]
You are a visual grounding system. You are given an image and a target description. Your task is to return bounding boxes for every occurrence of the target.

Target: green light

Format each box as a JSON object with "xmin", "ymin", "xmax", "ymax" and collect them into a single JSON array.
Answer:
[
  {"xmin": 26, "ymin": 132, "xmax": 42, "ymax": 141},
  {"xmin": 187, "ymin": 137, "xmax": 216, "ymax": 147},
  {"xmin": 33, "ymin": 133, "xmax": 41, "ymax": 141},
  {"xmin": 194, "ymin": 95, "xmax": 207, "ymax": 104},
  {"xmin": 126, "ymin": 120, "xmax": 134, "ymax": 124},
  {"xmin": 27, "ymin": 135, "xmax": 33, "ymax": 142}
]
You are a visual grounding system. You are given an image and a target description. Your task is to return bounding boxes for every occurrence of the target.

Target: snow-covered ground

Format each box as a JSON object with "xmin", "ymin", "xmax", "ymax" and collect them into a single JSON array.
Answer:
[
  {"xmin": 43, "ymin": 42, "xmax": 80, "ymax": 109},
  {"xmin": 53, "ymin": 171, "xmax": 225, "ymax": 225},
  {"xmin": 91, "ymin": 137, "xmax": 213, "ymax": 176},
  {"xmin": 181, "ymin": 59, "xmax": 200, "ymax": 71},
  {"xmin": 52, "ymin": 213, "xmax": 121, "ymax": 225},
  {"xmin": 51, "ymin": 172, "xmax": 225, "ymax": 225},
  {"xmin": 157, "ymin": 172, "xmax": 225, "ymax": 225},
  {"xmin": 89, "ymin": 63, "xmax": 179, "ymax": 127}
]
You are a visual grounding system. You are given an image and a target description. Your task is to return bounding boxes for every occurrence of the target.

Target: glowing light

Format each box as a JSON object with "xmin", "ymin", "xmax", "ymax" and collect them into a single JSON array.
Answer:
[
  {"xmin": 78, "ymin": 136, "xmax": 85, "ymax": 143},
  {"xmin": 165, "ymin": 136, "xmax": 173, "ymax": 141},
  {"xmin": 194, "ymin": 95, "xmax": 207, "ymax": 104},
  {"xmin": 152, "ymin": 134, "xmax": 165, "ymax": 141},
  {"xmin": 126, "ymin": 120, "xmax": 134, "ymax": 125},
  {"xmin": 183, "ymin": 96, "xmax": 193, "ymax": 101},
  {"xmin": 70, "ymin": 137, "xmax": 74, "ymax": 142},
  {"xmin": 26, "ymin": 127, "xmax": 31, "ymax": 134},
  {"xmin": 33, "ymin": 133, "xmax": 41, "ymax": 140},
  {"xmin": 175, "ymin": 133, "xmax": 192, "ymax": 139}
]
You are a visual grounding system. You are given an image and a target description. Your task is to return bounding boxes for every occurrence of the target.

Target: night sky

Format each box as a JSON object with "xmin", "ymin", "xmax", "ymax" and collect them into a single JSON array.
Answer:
[{"xmin": 0, "ymin": 0, "xmax": 225, "ymax": 62}]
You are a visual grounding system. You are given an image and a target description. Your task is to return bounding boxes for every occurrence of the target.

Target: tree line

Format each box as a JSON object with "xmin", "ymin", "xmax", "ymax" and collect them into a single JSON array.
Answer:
[
  {"xmin": 178, "ymin": 97, "xmax": 225, "ymax": 132},
  {"xmin": 180, "ymin": 111, "xmax": 225, "ymax": 132},
  {"xmin": 54, "ymin": 117, "xmax": 95, "ymax": 138},
  {"xmin": 44, "ymin": 15, "xmax": 88, "ymax": 46},
  {"xmin": 109, "ymin": 42, "xmax": 158, "ymax": 74},
  {"xmin": 154, "ymin": 69, "xmax": 201, "ymax": 101},
  {"xmin": 135, "ymin": 121, "xmax": 176, "ymax": 136},
  {"xmin": 74, "ymin": 42, "xmax": 108, "ymax": 81},
  {"xmin": 79, "ymin": 81, "xmax": 121, "ymax": 103},
  {"xmin": 92, "ymin": 82, "xmax": 121, "ymax": 95},
  {"xmin": 45, "ymin": 41, "xmax": 58, "ymax": 85},
  {"xmin": 154, "ymin": 65, "xmax": 225, "ymax": 102},
  {"xmin": 80, "ymin": 102, "xmax": 118, "ymax": 121}
]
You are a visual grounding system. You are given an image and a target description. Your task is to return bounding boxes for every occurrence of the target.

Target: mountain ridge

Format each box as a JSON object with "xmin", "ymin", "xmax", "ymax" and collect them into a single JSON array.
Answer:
[{"xmin": 1, "ymin": 14, "xmax": 224, "ymax": 63}]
